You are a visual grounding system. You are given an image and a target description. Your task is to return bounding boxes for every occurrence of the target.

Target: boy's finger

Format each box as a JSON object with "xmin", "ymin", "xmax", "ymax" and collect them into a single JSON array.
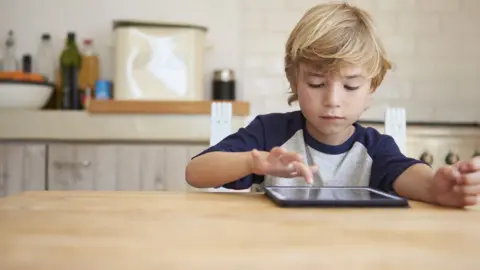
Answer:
[
  {"xmin": 279, "ymin": 152, "xmax": 303, "ymax": 165},
  {"xmin": 291, "ymin": 161, "xmax": 313, "ymax": 184},
  {"xmin": 438, "ymin": 166, "xmax": 461, "ymax": 182},
  {"xmin": 463, "ymin": 195, "xmax": 478, "ymax": 206},
  {"xmin": 458, "ymin": 157, "xmax": 480, "ymax": 173},
  {"xmin": 459, "ymin": 171, "xmax": 480, "ymax": 185},
  {"xmin": 270, "ymin": 147, "xmax": 285, "ymax": 156},
  {"xmin": 268, "ymin": 147, "xmax": 285, "ymax": 161},
  {"xmin": 454, "ymin": 184, "xmax": 480, "ymax": 195}
]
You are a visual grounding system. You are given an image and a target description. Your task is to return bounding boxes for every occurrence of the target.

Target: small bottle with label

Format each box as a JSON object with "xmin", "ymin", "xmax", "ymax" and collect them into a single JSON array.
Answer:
[{"xmin": 95, "ymin": 80, "xmax": 112, "ymax": 100}]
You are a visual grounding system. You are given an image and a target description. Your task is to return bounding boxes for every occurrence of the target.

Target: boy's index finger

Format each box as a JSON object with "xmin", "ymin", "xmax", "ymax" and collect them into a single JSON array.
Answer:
[
  {"xmin": 269, "ymin": 147, "xmax": 285, "ymax": 157},
  {"xmin": 292, "ymin": 161, "xmax": 313, "ymax": 184}
]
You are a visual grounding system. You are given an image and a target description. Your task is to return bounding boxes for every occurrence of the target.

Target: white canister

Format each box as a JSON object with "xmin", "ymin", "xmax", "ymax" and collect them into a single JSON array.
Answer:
[{"xmin": 112, "ymin": 20, "xmax": 207, "ymax": 101}]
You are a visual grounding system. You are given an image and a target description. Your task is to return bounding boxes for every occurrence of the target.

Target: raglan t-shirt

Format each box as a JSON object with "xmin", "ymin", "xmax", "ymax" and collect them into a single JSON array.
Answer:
[{"xmin": 193, "ymin": 110, "xmax": 424, "ymax": 194}]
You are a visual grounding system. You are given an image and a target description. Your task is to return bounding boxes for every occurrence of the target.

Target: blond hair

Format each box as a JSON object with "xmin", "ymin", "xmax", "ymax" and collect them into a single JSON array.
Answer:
[{"xmin": 285, "ymin": 2, "xmax": 392, "ymax": 104}]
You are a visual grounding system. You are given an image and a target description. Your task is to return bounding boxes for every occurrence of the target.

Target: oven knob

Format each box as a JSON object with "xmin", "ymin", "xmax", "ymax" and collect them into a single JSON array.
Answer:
[
  {"xmin": 445, "ymin": 151, "xmax": 460, "ymax": 165},
  {"xmin": 419, "ymin": 151, "xmax": 434, "ymax": 165}
]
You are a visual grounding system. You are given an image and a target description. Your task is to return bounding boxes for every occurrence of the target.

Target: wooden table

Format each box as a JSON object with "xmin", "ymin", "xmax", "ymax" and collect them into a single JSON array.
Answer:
[{"xmin": 0, "ymin": 191, "xmax": 479, "ymax": 270}]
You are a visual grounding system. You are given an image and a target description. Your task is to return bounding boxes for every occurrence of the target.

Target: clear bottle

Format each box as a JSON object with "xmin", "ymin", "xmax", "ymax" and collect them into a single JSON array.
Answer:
[
  {"xmin": 78, "ymin": 38, "xmax": 100, "ymax": 109},
  {"xmin": 35, "ymin": 33, "xmax": 56, "ymax": 82},
  {"xmin": 1, "ymin": 30, "xmax": 19, "ymax": 71},
  {"xmin": 79, "ymin": 39, "xmax": 100, "ymax": 89}
]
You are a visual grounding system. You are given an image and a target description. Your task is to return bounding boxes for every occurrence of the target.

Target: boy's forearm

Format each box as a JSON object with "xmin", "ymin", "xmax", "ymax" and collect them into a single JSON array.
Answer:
[
  {"xmin": 392, "ymin": 163, "xmax": 437, "ymax": 204},
  {"xmin": 185, "ymin": 151, "xmax": 255, "ymax": 188}
]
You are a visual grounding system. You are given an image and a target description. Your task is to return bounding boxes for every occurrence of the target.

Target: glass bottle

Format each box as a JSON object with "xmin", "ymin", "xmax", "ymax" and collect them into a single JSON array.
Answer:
[
  {"xmin": 59, "ymin": 32, "xmax": 82, "ymax": 110},
  {"xmin": 35, "ymin": 33, "xmax": 56, "ymax": 82},
  {"xmin": 78, "ymin": 38, "xmax": 100, "ymax": 109},
  {"xmin": 1, "ymin": 30, "xmax": 19, "ymax": 71}
]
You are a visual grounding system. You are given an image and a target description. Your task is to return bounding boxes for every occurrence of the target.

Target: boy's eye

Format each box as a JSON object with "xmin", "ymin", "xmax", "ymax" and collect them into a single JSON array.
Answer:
[
  {"xmin": 345, "ymin": 85, "xmax": 360, "ymax": 91},
  {"xmin": 307, "ymin": 83, "xmax": 360, "ymax": 90},
  {"xmin": 308, "ymin": 83, "xmax": 325, "ymax": 88}
]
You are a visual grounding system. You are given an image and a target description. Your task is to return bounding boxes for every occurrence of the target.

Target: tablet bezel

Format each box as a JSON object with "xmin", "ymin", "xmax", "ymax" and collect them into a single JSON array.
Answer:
[{"xmin": 264, "ymin": 186, "xmax": 409, "ymax": 208}]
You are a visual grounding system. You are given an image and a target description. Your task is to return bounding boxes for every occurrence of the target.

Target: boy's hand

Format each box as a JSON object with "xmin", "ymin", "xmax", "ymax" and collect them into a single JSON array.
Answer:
[
  {"xmin": 250, "ymin": 147, "xmax": 318, "ymax": 184},
  {"xmin": 430, "ymin": 157, "xmax": 480, "ymax": 207}
]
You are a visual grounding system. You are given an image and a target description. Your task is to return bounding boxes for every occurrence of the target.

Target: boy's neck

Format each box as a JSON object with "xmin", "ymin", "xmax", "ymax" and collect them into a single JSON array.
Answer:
[{"xmin": 305, "ymin": 122, "xmax": 355, "ymax": 146}]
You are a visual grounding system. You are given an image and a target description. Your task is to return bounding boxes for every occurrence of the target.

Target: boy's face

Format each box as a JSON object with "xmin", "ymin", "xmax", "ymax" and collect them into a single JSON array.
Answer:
[{"xmin": 296, "ymin": 63, "xmax": 372, "ymax": 137}]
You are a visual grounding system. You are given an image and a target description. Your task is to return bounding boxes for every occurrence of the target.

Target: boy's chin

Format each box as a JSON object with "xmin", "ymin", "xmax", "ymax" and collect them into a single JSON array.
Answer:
[
  {"xmin": 311, "ymin": 122, "xmax": 353, "ymax": 135},
  {"xmin": 317, "ymin": 126, "xmax": 351, "ymax": 136}
]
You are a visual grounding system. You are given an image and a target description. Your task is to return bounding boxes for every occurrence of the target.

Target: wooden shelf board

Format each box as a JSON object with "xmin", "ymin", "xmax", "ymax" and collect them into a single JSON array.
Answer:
[{"xmin": 87, "ymin": 100, "xmax": 250, "ymax": 116}]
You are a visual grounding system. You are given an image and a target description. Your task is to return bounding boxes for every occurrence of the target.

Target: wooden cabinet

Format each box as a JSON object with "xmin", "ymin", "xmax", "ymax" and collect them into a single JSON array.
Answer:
[
  {"xmin": 0, "ymin": 143, "xmax": 46, "ymax": 197},
  {"xmin": 0, "ymin": 141, "xmax": 208, "ymax": 196},
  {"xmin": 47, "ymin": 143, "xmax": 208, "ymax": 192}
]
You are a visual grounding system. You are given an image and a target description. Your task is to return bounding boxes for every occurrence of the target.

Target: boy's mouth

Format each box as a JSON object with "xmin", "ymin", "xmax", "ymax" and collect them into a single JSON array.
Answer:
[{"xmin": 320, "ymin": 116, "xmax": 345, "ymax": 120}]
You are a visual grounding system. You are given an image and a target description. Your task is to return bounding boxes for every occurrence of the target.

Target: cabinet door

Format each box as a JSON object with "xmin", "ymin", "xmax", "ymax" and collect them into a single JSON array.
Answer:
[
  {"xmin": 0, "ymin": 143, "xmax": 46, "ymax": 197},
  {"xmin": 161, "ymin": 144, "xmax": 204, "ymax": 192},
  {"xmin": 48, "ymin": 144, "xmax": 168, "ymax": 191},
  {"xmin": 48, "ymin": 143, "xmax": 216, "ymax": 192}
]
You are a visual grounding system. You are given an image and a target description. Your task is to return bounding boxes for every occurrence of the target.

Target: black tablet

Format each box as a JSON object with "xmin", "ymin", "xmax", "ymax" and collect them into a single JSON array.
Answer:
[{"xmin": 264, "ymin": 186, "xmax": 409, "ymax": 207}]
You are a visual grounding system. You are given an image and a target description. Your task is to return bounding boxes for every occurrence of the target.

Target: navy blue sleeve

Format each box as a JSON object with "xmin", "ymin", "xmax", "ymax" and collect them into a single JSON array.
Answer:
[
  {"xmin": 192, "ymin": 116, "xmax": 267, "ymax": 189},
  {"xmin": 370, "ymin": 135, "xmax": 427, "ymax": 194}
]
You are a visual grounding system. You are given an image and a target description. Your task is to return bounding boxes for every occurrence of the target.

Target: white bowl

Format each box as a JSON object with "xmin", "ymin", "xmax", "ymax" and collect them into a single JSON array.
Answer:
[{"xmin": 0, "ymin": 81, "xmax": 54, "ymax": 109}]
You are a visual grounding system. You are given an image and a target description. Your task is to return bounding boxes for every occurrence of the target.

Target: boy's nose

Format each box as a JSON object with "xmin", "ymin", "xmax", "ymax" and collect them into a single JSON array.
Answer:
[{"xmin": 323, "ymin": 88, "xmax": 341, "ymax": 108}]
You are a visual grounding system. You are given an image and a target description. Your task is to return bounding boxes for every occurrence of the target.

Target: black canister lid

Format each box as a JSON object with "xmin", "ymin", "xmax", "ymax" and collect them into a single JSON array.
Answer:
[
  {"xmin": 22, "ymin": 54, "xmax": 32, "ymax": 73},
  {"xmin": 41, "ymin": 33, "xmax": 51, "ymax": 40}
]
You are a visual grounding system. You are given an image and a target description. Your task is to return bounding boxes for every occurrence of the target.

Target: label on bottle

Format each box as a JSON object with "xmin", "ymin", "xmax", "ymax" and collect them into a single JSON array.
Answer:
[
  {"xmin": 61, "ymin": 67, "xmax": 70, "ymax": 109},
  {"xmin": 61, "ymin": 66, "xmax": 80, "ymax": 110}
]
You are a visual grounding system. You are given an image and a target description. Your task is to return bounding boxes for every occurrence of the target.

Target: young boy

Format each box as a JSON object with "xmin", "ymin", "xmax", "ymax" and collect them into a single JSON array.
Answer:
[{"xmin": 186, "ymin": 2, "xmax": 480, "ymax": 208}]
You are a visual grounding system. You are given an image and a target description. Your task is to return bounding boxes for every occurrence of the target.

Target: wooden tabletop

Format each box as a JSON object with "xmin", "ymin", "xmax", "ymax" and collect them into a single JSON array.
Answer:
[{"xmin": 0, "ymin": 191, "xmax": 479, "ymax": 270}]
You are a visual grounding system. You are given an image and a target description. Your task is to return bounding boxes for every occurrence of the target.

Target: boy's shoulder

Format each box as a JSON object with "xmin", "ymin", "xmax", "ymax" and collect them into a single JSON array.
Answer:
[
  {"xmin": 353, "ymin": 123, "xmax": 403, "ymax": 157},
  {"xmin": 251, "ymin": 110, "xmax": 304, "ymax": 127},
  {"xmin": 248, "ymin": 110, "xmax": 305, "ymax": 148}
]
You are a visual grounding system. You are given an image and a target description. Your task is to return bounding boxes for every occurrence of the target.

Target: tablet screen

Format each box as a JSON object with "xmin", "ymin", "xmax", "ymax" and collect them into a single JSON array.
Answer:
[{"xmin": 266, "ymin": 187, "xmax": 396, "ymax": 201}]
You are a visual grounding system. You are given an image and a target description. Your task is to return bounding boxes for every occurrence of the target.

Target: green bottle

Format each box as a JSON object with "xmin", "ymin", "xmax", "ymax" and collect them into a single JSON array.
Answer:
[{"xmin": 60, "ymin": 32, "xmax": 82, "ymax": 110}]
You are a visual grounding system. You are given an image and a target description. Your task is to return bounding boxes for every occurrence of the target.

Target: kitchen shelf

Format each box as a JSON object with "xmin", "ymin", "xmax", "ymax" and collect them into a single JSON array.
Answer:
[{"xmin": 87, "ymin": 100, "xmax": 250, "ymax": 116}]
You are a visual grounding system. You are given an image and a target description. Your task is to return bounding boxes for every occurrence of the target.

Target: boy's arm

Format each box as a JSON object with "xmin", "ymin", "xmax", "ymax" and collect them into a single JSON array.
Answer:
[
  {"xmin": 393, "ymin": 157, "xmax": 480, "ymax": 207},
  {"xmin": 371, "ymin": 135, "xmax": 479, "ymax": 207},
  {"xmin": 186, "ymin": 151, "xmax": 263, "ymax": 188},
  {"xmin": 391, "ymin": 163, "xmax": 437, "ymax": 203},
  {"xmin": 185, "ymin": 116, "xmax": 267, "ymax": 189},
  {"xmin": 370, "ymin": 135, "xmax": 430, "ymax": 195}
]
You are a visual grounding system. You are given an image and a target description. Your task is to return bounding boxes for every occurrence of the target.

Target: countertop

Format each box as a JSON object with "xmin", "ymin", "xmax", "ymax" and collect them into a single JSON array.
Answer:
[
  {"xmin": 0, "ymin": 110, "xmax": 479, "ymax": 143},
  {"xmin": 0, "ymin": 110, "xmax": 248, "ymax": 142},
  {"xmin": 0, "ymin": 190, "xmax": 479, "ymax": 269}
]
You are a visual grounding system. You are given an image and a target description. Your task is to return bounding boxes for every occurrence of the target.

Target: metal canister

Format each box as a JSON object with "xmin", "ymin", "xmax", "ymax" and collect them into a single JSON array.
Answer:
[{"xmin": 212, "ymin": 69, "xmax": 235, "ymax": 100}]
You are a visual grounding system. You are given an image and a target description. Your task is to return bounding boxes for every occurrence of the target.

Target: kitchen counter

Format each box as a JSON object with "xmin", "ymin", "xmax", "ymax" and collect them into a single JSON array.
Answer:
[
  {"xmin": 0, "ymin": 110, "xmax": 478, "ymax": 143},
  {"xmin": 0, "ymin": 110, "xmax": 248, "ymax": 142},
  {"xmin": 0, "ymin": 190, "xmax": 479, "ymax": 269}
]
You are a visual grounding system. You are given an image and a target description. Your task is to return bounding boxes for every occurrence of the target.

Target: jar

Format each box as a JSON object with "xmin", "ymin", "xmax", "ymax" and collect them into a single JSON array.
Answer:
[{"xmin": 212, "ymin": 69, "xmax": 235, "ymax": 100}]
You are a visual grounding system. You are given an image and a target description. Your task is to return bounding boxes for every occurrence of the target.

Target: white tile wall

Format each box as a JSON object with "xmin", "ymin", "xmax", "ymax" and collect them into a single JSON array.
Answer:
[{"xmin": 1, "ymin": 0, "xmax": 479, "ymax": 122}]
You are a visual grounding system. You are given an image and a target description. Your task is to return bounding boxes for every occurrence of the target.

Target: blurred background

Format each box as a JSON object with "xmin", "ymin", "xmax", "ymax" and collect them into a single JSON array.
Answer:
[
  {"xmin": 0, "ymin": 0, "xmax": 478, "ymax": 196},
  {"xmin": 1, "ymin": 0, "xmax": 479, "ymax": 120}
]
